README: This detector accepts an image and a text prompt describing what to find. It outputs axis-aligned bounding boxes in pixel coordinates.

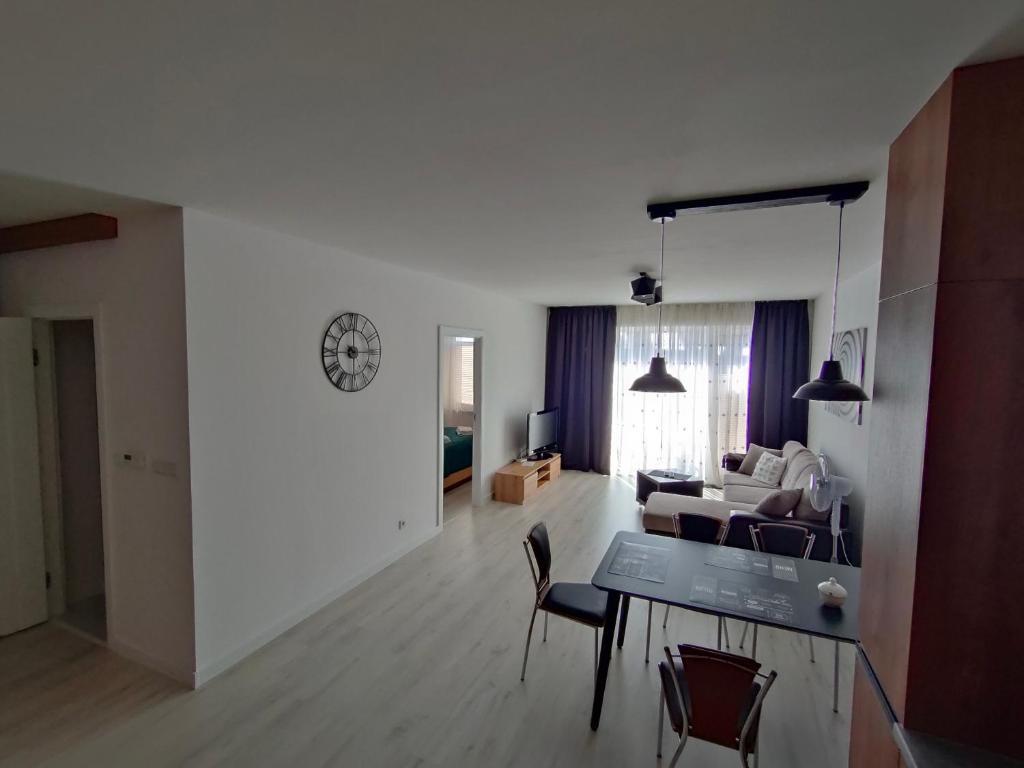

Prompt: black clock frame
[321,312,381,392]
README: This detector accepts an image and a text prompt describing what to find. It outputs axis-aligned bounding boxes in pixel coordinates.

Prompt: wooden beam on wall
[0,213,118,255]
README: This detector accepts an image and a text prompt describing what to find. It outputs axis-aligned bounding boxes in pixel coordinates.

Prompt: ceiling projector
[630,273,662,305]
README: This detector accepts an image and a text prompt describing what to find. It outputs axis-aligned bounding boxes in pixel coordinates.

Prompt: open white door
[0,318,48,636]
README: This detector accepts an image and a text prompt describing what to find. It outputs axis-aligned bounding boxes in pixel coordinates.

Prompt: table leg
[590,591,621,731]
[617,595,630,649]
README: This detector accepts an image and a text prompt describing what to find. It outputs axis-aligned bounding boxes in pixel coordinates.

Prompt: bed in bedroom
[443,426,473,490]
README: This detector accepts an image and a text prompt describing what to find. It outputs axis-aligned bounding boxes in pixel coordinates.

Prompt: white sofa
[642,440,824,534]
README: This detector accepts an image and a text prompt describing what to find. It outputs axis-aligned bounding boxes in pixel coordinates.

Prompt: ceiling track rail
[646,181,869,221]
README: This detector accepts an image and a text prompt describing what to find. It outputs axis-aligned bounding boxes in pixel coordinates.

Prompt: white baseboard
[194,525,441,686]
[108,638,197,688]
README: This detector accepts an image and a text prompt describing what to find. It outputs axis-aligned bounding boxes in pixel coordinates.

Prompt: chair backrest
[672,512,722,544]
[661,644,776,755]
[524,522,552,592]
[750,522,815,559]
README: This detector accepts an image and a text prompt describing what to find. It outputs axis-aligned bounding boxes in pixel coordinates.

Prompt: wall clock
[321,312,381,391]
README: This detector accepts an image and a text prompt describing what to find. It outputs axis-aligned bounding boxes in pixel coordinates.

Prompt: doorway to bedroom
[438,327,482,525]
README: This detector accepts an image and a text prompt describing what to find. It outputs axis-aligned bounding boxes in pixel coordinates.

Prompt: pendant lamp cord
[828,201,844,360]
[657,218,665,357]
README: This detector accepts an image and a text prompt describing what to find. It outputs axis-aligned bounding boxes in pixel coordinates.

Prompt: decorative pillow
[750,453,788,486]
[738,444,783,475]
[753,488,802,518]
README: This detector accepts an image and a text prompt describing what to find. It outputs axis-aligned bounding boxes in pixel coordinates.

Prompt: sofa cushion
[723,483,776,505]
[780,447,819,491]
[752,488,802,518]
[751,453,787,485]
[737,444,783,475]
[722,470,778,490]
[642,492,752,535]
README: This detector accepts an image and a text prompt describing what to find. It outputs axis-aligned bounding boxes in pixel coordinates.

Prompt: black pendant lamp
[630,215,685,394]
[794,202,870,402]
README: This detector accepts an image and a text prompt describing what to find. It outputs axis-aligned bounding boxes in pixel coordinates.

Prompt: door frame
[437,325,484,526]
[28,304,112,640]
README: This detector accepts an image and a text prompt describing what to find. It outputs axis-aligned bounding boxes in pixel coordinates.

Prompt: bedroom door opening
[0,317,107,642]
[437,327,483,526]
[49,319,107,640]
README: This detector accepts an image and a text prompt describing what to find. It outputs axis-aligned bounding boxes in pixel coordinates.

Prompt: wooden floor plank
[0,472,852,767]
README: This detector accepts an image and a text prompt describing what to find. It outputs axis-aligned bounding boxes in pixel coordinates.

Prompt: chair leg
[520,606,539,681]
[543,611,548,642]
[657,688,665,758]
[668,732,687,768]
[722,618,731,648]
[594,628,599,682]
[739,621,749,649]
[646,601,653,664]
[808,634,815,663]
[833,640,840,713]
[662,603,670,629]
[751,624,758,660]
[717,616,722,650]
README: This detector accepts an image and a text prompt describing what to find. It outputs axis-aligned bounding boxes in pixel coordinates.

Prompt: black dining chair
[740,522,816,660]
[520,521,610,682]
[646,512,730,663]
[658,643,777,768]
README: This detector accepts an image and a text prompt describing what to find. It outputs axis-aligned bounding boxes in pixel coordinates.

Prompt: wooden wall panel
[850,656,900,768]
[0,214,117,254]
[854,54,1024,765]
[941,58,1024,284]
[905,279,1024,758]
[858,285,936,721]
[878,78,951,301]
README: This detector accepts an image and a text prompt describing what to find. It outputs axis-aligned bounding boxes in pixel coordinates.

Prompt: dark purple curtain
[544,306,616,474]
[747,300,810,448]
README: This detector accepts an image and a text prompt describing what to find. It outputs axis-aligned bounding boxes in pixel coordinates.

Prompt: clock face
[321,312,381,391]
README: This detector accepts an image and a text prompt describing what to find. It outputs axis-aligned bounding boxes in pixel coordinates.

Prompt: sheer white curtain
[443,336,475,426]
[611,302,753,487]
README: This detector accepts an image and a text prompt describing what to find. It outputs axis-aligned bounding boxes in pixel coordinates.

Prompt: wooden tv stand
[493,454,561,504]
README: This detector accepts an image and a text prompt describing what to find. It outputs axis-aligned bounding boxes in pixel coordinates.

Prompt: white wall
[807,261,881,564]
[182,210,546,682]
[0,208,196,682]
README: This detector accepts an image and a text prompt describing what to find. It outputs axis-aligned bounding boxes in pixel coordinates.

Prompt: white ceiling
[1,1,1022,305]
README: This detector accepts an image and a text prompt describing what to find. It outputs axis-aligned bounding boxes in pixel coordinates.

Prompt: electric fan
[808,453,852,564]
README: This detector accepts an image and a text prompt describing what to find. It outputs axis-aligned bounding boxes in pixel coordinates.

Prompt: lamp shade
[793,360,869,402]
[630,356,686,393]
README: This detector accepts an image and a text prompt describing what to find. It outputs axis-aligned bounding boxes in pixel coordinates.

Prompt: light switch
[116,451,147,470]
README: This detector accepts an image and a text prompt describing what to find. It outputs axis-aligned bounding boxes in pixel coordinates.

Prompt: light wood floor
[0,471,853,767]
[442,480,472,523]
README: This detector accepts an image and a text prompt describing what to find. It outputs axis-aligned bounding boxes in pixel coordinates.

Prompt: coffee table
[635,468,704,504]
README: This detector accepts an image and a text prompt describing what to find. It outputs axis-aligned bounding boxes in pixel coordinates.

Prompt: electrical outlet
[398,520,406,530]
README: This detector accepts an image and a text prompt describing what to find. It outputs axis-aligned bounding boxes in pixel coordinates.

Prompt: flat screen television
[527,408,558,458]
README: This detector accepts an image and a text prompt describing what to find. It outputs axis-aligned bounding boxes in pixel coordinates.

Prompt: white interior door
[0,318,48,636]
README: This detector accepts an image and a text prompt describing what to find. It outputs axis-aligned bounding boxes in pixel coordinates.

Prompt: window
[611,303,753,486]
[455,338,474,409]
[444,336,474,413]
